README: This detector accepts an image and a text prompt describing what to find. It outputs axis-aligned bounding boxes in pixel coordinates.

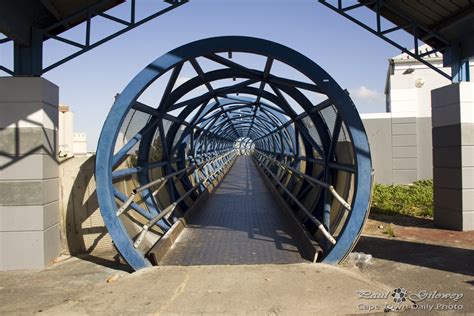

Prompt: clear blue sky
[35,0,414,151]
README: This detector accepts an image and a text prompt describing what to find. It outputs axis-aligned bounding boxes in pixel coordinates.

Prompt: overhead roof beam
[0,0,188,76]
[40,0,71,30]
[319,0,474,81]
[0,3,33,46]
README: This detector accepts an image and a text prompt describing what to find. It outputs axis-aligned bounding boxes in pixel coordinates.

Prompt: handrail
[133,150,236,248]
[116,151,235,216]
[253,154,336,245]
[254,150,351,211]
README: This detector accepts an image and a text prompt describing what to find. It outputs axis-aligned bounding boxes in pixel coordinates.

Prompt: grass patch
[371,180,433,218]
[383,224,395,238]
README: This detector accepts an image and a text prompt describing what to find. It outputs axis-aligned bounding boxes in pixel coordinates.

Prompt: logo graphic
[392,288,407,303]
[357,288,464,312]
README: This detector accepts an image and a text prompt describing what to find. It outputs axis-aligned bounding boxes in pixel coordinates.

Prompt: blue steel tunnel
[95,36,372,271]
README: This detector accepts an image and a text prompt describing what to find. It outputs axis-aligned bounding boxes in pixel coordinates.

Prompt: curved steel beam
[96,36,372,270]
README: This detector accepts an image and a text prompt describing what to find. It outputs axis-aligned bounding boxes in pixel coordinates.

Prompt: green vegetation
[383,224,395,238]
[370,180,434,218]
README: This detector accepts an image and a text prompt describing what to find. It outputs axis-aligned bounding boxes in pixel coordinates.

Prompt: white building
[361,46,473,184]
[58,104,88,157]
[58,105,74,156]
[385,45,452,117]
[73,132,88,156]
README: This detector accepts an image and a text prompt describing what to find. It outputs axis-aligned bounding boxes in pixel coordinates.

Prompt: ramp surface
[160,156,309,265]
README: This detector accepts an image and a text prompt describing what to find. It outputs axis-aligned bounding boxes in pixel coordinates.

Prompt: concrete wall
[58,155,114,255]
[391,116,418,183]
[360,114,393,184]
[361,114,432,185]
[416,116,434,180]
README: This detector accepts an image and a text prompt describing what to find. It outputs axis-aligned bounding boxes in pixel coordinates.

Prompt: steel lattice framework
[96,36,372,270]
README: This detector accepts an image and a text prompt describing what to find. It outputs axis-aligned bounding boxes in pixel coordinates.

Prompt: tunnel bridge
[95,36,372,271]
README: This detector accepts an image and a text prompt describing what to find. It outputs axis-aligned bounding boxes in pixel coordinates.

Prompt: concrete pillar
[432,82,474,231]
[0,77,61,270]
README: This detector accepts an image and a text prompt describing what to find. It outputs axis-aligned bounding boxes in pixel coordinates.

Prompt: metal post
[13,28,43,76]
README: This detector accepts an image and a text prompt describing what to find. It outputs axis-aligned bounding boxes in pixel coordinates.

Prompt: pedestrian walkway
[160,156,309,265]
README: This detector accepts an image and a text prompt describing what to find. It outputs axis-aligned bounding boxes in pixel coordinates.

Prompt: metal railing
[255,150,351,211]
[253,150,337,245]
[131,150,237,248]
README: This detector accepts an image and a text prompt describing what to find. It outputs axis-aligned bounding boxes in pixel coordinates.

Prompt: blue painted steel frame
[318,0,472,82]
[96,36,372,270]
[0,1,188,76]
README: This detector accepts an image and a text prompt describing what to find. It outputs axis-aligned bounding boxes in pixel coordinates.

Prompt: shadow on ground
[76,253,133,273]
[355,235,474,276]
[160,156,313,265]
[369,212,434,228]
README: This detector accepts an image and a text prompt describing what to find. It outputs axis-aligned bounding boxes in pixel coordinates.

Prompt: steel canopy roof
[0,0,472,77]
[362,0,474,60]
[0,0,123,46]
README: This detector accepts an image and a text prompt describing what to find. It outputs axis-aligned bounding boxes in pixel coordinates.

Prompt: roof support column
[13,28,43,76]
[0,77,61,270]
[451,59,471,83]
[432,82,474,231]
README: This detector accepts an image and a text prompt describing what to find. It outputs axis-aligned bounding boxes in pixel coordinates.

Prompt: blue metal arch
[96,36,372,270]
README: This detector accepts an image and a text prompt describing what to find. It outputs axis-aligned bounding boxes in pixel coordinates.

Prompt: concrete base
[0,77,61,270]
[2,212,474,314]
[0,259,395,315]
[432,82,474,231]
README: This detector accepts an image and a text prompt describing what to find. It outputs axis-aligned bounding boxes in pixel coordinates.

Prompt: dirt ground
[0,213,472,315]
[351,213,474,314]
